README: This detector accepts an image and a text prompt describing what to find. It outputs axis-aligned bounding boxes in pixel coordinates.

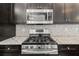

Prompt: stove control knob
[25,46,28,49]
[30,46,33,49]
[37,45,41,49]
[28,45,30,49]
[38,46,41,49]
[48,45,51,49]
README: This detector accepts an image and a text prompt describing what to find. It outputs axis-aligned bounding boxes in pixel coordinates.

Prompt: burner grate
[22,36,57,45]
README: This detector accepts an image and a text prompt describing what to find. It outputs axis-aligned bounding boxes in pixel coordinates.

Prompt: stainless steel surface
[26,9,53,12]
[26,9,53,24]
[26,21,53,24]
[29,29,50,34]
[15,3,26,24]
[26,3,53,9]
[21,29,58,54]
[21,45,58,54]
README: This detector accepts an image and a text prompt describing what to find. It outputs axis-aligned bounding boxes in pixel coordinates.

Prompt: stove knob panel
[25,46,28,49]
[22,45,26,49]
[37,45,41,49]
[30,45,33,49]
[28,45,30,49]
[38,46,41,49]
[45,45,49,49]
[48,45,51,49]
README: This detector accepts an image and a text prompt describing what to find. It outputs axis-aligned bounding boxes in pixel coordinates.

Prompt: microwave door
[27,12,47,21]
[48,12,53,21]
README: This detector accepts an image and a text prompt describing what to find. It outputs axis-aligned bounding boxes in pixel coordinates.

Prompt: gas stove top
[22,34,57,45]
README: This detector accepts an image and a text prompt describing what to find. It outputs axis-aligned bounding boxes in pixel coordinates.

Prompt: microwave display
[26,9,53,24]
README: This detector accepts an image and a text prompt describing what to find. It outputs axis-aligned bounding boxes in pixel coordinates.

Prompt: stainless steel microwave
[26,9,53,24]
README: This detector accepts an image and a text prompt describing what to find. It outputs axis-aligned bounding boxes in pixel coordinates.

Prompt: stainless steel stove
[21,29,58,55]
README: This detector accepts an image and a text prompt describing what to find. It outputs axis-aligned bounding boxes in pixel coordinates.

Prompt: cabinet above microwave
[26,9,53,24]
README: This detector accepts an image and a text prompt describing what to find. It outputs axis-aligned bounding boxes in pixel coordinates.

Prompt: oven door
[21,45,58,54]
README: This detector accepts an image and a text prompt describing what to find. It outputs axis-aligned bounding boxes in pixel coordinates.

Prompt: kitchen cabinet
[0,24,16,41]
[0,3,15,24]
[58,45,79,56]
[64,3,79,24]
[53,3,66,24]
[26,3,54,9]
[0,45,21,56]
[0,3,15,41]
[53,3,79,24]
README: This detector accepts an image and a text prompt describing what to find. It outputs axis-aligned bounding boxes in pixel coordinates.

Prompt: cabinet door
[0,3,14,24]
[53,3,66,24]
[0,25,15,41]
[0,3,10,24]
[58,45,79,56]
[26,3,53,9]
[64,3,79,24]
[9,3,15,24]
[0,3,15,41]
[0,45,21,56]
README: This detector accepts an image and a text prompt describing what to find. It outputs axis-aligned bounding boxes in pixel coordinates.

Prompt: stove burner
[22,34,57,45]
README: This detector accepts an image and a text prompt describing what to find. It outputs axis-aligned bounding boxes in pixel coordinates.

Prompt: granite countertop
[52,36,79,44]
[0,36,79,45]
